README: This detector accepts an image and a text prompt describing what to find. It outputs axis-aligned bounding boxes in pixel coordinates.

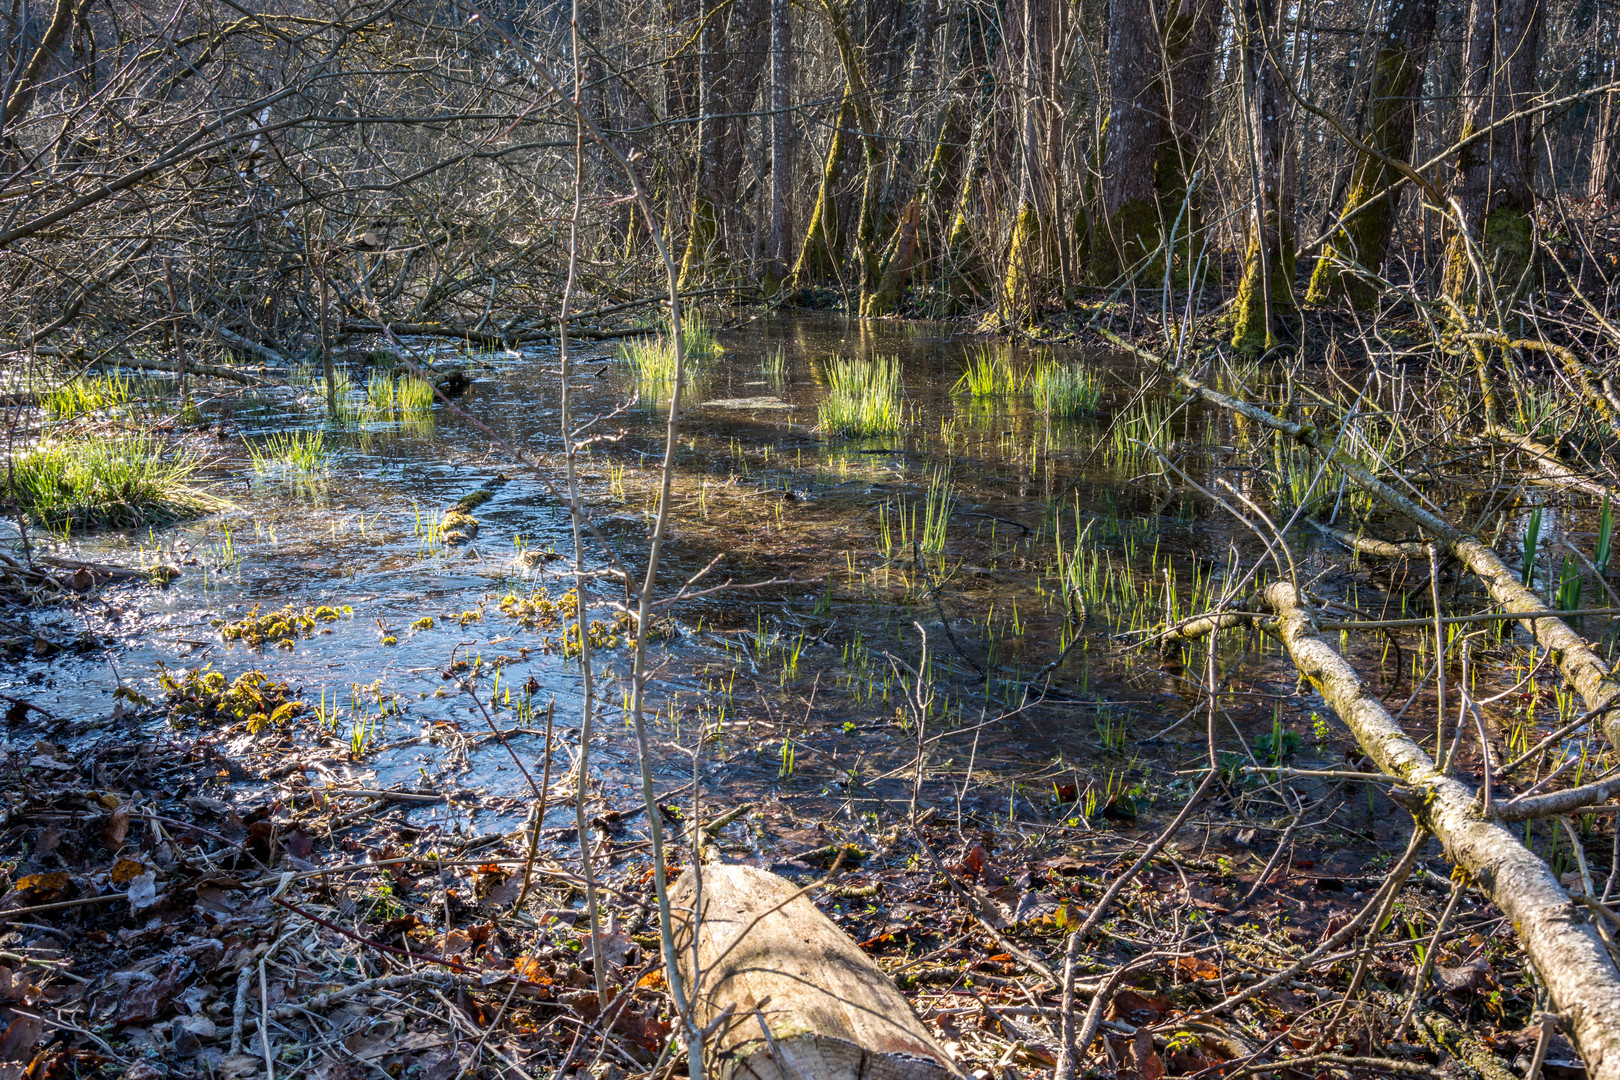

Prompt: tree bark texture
[1262,581,1620,1080]
[1094,0,1161,285]
[767,0,792,287]
[1000,0,1052,323]
[1306,0,1438,307]
[1230,0,1297,353]
[671,864,966,1080]
[1442,0,1546,306]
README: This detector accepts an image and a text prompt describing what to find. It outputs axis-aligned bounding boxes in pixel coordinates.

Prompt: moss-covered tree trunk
[1306,0,1437,307]
[1000,0,1051,325]
[819,0,887,311]
[678,0,724,291]
[788,93,856,290]
[1092,0,1218,286]
[1093,0,1162,285]
[862,97,964,317]
[942,116,991,309]
[1153,0,1220,277]
[1441,0,1545,309]
[1230,0,1297,353]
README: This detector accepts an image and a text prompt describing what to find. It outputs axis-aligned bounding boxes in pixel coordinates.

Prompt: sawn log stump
[671,864,965,1080]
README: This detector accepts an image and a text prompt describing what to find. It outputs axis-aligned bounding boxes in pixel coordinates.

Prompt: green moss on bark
[677,194,720,291]
[1306,42,1424,308]
[1231,228,1297,354]
[788,95,854,290]
[1001,202,1041,325]
[1090,196,1162,285]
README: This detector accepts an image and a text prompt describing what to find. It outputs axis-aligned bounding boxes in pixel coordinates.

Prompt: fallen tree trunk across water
[1261,581,1620,1079]
[1097,329,1620,751]
[671,864,966,1080]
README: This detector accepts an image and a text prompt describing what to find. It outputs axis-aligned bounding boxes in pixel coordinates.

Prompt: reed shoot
[818,355,904,438]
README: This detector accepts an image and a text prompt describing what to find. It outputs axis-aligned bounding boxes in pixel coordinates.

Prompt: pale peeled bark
[1263,582,1620,1080]
[671,865,964,1080]
[1097,327,1620,753]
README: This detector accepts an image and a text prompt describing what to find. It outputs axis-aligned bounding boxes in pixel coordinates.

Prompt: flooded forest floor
[0,309,1608,1079]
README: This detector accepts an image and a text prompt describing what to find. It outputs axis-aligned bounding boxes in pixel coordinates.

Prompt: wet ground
[2,313,1605,869]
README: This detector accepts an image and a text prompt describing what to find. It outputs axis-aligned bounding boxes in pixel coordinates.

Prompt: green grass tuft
[249,430,328,473]
[954,346,1026,397]
[818,355,904,438]
[1034,362,1102,417]
[43,370,133,420]
[6,435,210,529]
[682,311,722,359]
[761,346,788,386]
[395,375,435,412]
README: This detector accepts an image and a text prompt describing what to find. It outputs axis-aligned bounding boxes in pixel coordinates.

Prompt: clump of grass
[6,434,210,528]
[954,345,1026,397]
[682,310,722,359]
[761,346,788,386]
[44,370,133,420]
[920,468,953,554]
[819,355,904,438]
[618,312,723,400]
[396,375,435,411]
[249,430,327,473]
[619,335,680,388]
[1034,362,1102,417]
[365,371,434,414]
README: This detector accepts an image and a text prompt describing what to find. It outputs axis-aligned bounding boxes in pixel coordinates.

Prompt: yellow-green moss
[677,194,720,291]
[1001,202,1042,325]
[1231,228,1297,354]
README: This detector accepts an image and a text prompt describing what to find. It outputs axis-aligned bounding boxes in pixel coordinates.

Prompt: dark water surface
[2,314,1296,841]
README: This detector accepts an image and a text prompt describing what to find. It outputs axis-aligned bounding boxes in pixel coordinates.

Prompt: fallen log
[1262,581,1620,1080]
[85,353,274,386]
[1098,329,1620,752]
[671,864,965,1080]
[213,323,291,368]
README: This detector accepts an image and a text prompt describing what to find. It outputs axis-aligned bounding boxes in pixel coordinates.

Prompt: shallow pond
[3,313,1509,850]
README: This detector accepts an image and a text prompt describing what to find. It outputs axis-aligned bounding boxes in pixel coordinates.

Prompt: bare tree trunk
[1441,0,1546,308]
[1593,90,1620,204]
[1306,0,1438,308]
[1230,0,1297,353]
[766,0,792,288]
[1092,0,1160,285]
[789,92,856,290]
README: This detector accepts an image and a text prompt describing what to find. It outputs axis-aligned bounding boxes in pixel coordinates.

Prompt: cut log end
[672,864,965,1080]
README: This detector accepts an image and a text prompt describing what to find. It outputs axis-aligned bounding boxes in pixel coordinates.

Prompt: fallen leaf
[104,805,130,851]
[110,858,146,886]
[126,871,159,911]
[115,960,185,1024]
[9,873,71,901]
[1173,956,1220,981]
[0,1015,40,1062]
